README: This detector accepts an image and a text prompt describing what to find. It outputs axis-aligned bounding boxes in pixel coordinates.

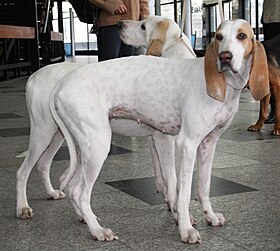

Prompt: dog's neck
[224,55,252,91]
[162,34,196,58]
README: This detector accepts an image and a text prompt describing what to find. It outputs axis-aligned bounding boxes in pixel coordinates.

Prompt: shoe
[264,110,275,124]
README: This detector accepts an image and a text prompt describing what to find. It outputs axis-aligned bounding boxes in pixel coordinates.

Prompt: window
[160,0,204,49]
[52,1,98,55]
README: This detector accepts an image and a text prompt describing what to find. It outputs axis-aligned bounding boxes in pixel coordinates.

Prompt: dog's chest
[108,104,181,135]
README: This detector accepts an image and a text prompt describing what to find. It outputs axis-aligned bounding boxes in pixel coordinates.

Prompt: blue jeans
[97,25,135,61]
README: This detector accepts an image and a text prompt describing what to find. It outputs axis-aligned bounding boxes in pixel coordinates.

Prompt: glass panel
[250,0,256,28]
[62,2,72,19]
[52,1,58,20]
[89,32,98,50]
[257,0,264,41]
[244,0,251,22]
[52,2,98,52]
[52,19,58,32]
[74,18,89,51]
[229,1,232,19]
[63,17,71,43]
[192,0,203,49]
[160,3,174,20]
[224,2,230,20]
[177,2,182,26]
[161,0,174,4]
[216,5,221,27]
[250,0,264,40]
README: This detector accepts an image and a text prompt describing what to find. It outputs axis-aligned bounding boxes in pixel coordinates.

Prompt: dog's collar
[164,37,184,52]
[164,36,196,58]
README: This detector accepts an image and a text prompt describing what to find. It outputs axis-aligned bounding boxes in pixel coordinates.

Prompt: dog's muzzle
[219,51,232,65]
[218,51,234,72]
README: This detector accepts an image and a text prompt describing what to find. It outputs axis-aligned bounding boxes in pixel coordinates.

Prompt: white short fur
[48,20,269,243]
[16,16,195,220]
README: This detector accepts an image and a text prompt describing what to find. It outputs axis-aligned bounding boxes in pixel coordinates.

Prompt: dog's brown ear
[248,40,269,101]
[204,42,226,102]
[146,39,164,56]
[146,20,170,57]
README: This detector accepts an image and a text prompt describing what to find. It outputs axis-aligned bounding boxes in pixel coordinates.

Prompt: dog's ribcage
[54,56,237,138]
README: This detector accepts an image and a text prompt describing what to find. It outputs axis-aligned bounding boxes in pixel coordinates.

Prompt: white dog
[16,15,195,220]
[49,20,269,243]
[118,15,196,58]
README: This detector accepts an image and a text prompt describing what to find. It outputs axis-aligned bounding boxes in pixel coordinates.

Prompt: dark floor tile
[0,86,15,89]
[106,175,258,205]
[0,113,24,119]
[0,90,25,93]
[53,145,133,161]
[0,127,29,137]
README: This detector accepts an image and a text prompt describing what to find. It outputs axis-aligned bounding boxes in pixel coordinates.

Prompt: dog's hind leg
[196,133,226,227]
[151,132,177,211]
[75,129,118,241]
[52,89,118,240]
[65,120,117,240]
[16,126,57,219]
[36,129,66,200]
[148,136,165,194]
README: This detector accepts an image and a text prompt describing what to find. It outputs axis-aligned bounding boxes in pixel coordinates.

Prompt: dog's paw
[93,228,118,241]
[49,190,66,200]
[180,228,201,244]
[247,124,261,131]
[17,207,33,220]
[206,213,225,226]
[272,128,280,136]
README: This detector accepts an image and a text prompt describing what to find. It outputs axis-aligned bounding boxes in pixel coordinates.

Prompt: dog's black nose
[219,51,233,64]
[117,21,124,30]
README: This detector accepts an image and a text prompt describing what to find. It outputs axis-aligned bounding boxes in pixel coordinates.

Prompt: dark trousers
[263,22,280,111]
[97,25,135,62]
[263,22,280,40]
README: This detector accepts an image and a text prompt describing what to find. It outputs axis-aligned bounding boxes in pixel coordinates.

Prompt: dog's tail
[49,93,77,191]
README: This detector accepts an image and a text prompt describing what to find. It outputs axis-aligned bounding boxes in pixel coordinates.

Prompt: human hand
[114,3,127,14]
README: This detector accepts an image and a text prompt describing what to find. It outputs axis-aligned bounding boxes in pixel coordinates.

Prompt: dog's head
[204,19,269,102]
[118,15,183,56]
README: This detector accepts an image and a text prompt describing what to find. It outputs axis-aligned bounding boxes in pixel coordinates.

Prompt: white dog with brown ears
[48,19,268,243]
[118,15,196,58]
[16,16,195,220]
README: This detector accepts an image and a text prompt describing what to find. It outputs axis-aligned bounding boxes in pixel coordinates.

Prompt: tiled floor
[0,69,280,250]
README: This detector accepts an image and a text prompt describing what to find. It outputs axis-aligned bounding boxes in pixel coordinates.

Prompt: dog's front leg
[248,93,270,132]
[196,133,226,227]
[271,84,280,135]
[176,136,201,244]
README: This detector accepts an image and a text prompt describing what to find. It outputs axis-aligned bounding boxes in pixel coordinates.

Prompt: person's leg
[119,41,135,58]
[263,23,280,40]
[97,25,121,61]
[265,94,276,124]
[263,23,280,123]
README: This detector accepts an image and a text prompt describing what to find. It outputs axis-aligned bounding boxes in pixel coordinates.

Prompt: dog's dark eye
[216,34,223,41]
[141,24,146,30]
[237,33,247,40]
